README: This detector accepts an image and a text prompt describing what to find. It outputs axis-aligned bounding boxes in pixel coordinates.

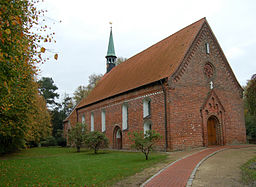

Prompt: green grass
[241,156,256,185]
[0,147,167,186]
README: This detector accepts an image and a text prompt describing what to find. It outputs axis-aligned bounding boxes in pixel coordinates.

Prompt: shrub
[85,131,109,154]
[40,136,57,147]
[129,130,161,160]
[56,137,67,147]
[68,123,87,152]
[55,129,67,147]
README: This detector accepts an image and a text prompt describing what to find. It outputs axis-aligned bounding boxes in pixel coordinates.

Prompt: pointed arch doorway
[207,116,220,146]
[113,126,122,149]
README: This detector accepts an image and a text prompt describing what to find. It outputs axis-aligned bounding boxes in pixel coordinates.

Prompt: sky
[38,0,256,100]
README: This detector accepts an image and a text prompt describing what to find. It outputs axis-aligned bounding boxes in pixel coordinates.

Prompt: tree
[38,77,59,109]
[244,74,256,116]
[85,131,109,154]
[87,74,103,90]
[73,73,103,105]
[116,57,127,66]
[25,93,52,146]
[68,123,87,152]
[51,107,66,137]
[61,93,74,117]
[244,74,256,140]
[73,85,89,105]
[0,0,57,153]
[129,130,161,160]
[51,93,73,137]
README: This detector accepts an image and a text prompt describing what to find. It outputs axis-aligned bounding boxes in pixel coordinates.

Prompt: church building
[64,18,246,151]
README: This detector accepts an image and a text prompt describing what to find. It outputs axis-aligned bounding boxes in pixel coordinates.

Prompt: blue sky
[38,0,256,99]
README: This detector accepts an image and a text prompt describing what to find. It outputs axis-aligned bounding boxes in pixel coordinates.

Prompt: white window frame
[144,121,152,134]
[82,115,85,124]
[91,113,94,132]
[206,43,210,54]
[81,114,85,132]
[143,98,151,118]
[101,110,106,132]
[122,104,128,130]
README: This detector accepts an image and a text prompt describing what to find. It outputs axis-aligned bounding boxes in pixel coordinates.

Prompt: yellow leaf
[54,54,58,60]
[41,47,45,53]
[5,29,11,35]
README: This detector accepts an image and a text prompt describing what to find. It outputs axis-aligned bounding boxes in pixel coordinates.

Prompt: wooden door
[207,118,217,145]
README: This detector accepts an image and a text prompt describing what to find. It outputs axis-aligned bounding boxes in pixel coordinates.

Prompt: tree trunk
[77,146,80,152]
[145,154,148,160]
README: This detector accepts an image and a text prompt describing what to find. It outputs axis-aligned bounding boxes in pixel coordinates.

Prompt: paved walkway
[142,145,255,187]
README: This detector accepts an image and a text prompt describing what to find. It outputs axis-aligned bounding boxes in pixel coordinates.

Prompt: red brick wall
[167,24,246,150]
[77,84,166,150]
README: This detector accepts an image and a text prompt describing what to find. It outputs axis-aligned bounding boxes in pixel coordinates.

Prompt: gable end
[169,21,243,98]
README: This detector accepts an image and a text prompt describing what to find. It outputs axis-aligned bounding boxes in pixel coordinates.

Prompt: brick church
[64,18,246,151]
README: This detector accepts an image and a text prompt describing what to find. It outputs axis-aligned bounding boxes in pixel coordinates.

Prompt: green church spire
[106,23,117,73]
[106,27,116,57]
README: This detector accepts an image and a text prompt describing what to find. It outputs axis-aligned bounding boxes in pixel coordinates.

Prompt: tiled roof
[77,18,206,108]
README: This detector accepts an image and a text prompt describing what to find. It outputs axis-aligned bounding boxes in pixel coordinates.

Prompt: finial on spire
[109,22,112,29]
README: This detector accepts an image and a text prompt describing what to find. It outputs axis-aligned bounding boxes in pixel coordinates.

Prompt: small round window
[204,62,215,79]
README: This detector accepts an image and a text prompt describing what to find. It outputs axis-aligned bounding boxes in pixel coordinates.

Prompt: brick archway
[113,126,122,149]
[201,90,225,147]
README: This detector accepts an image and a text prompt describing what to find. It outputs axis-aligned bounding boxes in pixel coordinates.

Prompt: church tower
[106,23,117,73]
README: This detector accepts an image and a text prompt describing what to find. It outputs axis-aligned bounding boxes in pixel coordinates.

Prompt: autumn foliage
[0,0,55,153]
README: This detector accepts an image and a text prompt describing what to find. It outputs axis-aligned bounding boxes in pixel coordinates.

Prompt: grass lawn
[241,156,256,185]
[0,147,167,186]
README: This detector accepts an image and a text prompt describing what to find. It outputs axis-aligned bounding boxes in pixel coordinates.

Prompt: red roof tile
[77,18,206,108]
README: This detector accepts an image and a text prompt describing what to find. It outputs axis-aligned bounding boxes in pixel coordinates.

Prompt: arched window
[91,113,94,132]
[82,114,85,132]
[122,103,128,130]
[144,120,152,134]
[143,98,151,118]
[82,115,85,124]
[206,43,210,54]
[101,110,106,132]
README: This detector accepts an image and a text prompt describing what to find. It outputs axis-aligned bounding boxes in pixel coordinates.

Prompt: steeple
[106,22,117,73]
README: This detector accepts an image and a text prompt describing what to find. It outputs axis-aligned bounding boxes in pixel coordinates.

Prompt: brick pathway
[142,145,255,187]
